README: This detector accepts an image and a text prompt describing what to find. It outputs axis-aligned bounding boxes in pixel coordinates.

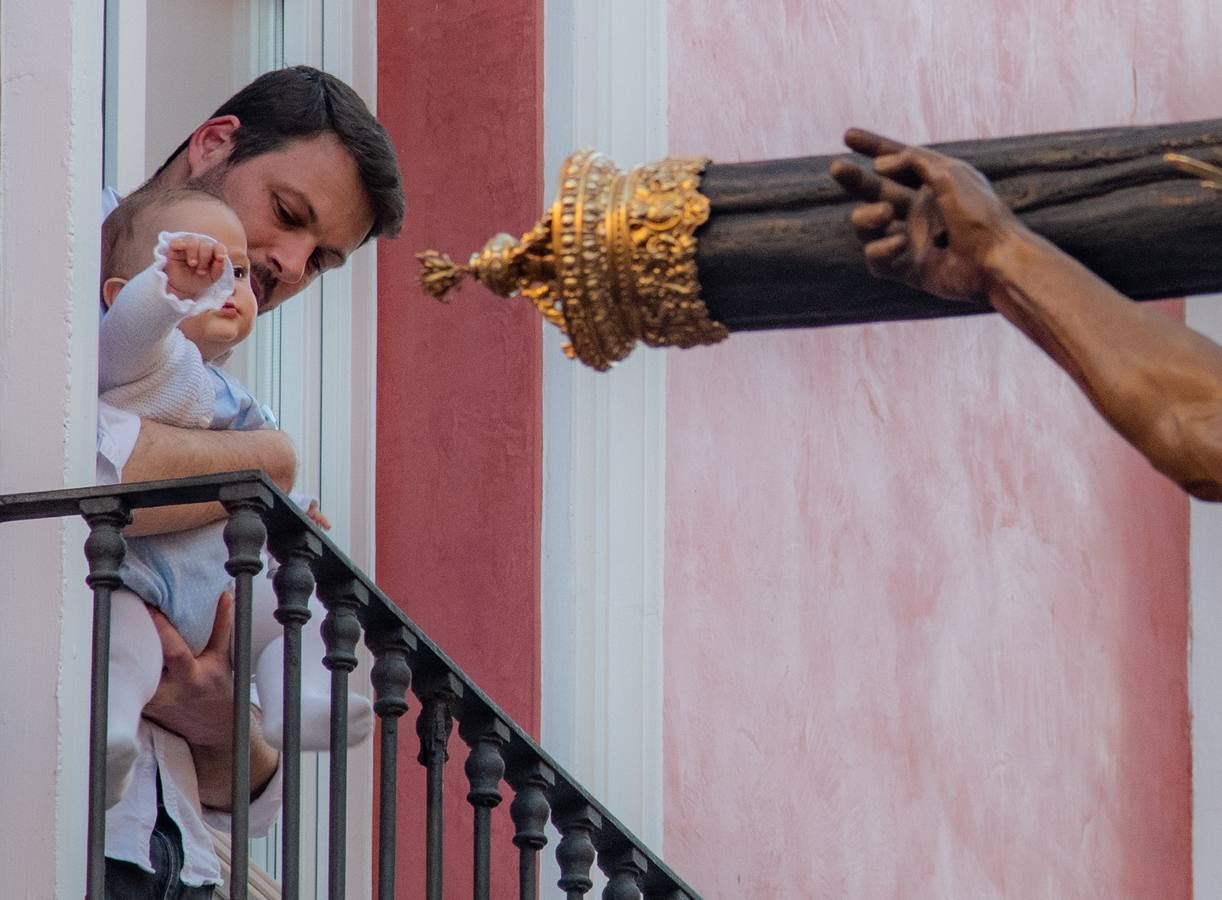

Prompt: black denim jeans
[104,790,215,900]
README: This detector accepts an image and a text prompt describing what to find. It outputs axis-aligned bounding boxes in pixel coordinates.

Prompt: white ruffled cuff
[151,230,236,315]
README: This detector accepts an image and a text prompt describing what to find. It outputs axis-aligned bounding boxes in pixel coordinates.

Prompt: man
[831,129,1222,501]
[99,65,405,898]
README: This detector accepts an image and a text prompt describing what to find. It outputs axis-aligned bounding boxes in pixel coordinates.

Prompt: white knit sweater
[99,230,235,428]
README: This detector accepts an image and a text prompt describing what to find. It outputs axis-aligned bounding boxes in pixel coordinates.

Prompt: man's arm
[122,422,296,536]
[143,593,280,808]
[192,712,281,810]
[831,130,1222,499]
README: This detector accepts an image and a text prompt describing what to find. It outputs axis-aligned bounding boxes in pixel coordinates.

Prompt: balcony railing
[0,470,700,900]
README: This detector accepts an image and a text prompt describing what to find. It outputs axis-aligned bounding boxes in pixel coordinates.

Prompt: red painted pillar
[376,1,543,895]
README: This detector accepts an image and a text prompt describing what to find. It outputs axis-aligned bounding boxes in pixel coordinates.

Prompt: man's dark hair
[158,66,405,243]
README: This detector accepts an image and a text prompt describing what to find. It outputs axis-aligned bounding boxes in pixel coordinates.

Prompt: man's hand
[144,592,235,748]
[304,499,331,531]
[833,133,1222,501]
[144,592,279,809]
[164,233,229,301]
[830,129,1026,302]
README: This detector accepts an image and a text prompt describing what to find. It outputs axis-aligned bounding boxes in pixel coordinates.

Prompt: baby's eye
[232,266,248,280]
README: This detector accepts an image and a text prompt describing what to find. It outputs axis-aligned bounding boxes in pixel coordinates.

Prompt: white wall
[0,0,104,895]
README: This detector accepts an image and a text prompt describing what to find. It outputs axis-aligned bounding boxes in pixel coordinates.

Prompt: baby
[99,186,372,808]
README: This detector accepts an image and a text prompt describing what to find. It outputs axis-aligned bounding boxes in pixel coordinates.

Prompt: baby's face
[173,197,258,360]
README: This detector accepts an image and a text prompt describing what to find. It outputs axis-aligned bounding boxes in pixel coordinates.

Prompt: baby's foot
[344,693,374,746]
[265,690,375,752]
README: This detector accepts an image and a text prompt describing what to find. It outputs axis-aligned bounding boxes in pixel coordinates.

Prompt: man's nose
[269,238,313,285]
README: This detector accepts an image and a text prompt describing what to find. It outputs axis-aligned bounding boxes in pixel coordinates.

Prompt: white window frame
[103,0,148,194]
[541,0,670,882]
[241,2,380,897]
[102,1,379,894]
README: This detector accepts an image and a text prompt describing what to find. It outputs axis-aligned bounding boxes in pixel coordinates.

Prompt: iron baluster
[507,760,555,900]
[220,483,273,900]
[554,804,602,899]
[266,529,322,900]
[80,496,131,900]
[367,625,415,900]
[599,847,648,900]
[460,716,510,900]
[316,577,370,899]
[0,473,704,900]
[416,672,463,900]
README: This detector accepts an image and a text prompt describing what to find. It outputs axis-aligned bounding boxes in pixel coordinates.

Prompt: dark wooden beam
[696,118,1222,331]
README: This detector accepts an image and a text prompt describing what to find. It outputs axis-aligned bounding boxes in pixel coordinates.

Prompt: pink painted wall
[376,0,543,893]
[663,2,1218,896]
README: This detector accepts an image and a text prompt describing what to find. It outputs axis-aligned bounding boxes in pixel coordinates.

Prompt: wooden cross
[697,118,1222,332]
[420,119,1222,367]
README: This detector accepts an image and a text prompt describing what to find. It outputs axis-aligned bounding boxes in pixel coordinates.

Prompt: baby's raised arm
[99,231,234,393]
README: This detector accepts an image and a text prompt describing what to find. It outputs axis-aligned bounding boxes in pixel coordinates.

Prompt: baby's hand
[305,499,332,531]
[164,234,229,300]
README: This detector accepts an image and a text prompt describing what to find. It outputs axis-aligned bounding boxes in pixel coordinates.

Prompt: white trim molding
[541,0,669,862]
[102,0,148,194]
[229,3,380,893]
[0,0,104,895]
[274,6,380,897]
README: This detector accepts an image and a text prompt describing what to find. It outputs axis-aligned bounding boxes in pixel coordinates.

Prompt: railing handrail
[0,470,702,899]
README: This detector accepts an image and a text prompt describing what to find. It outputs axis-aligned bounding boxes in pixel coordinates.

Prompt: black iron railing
[0,471,699,900]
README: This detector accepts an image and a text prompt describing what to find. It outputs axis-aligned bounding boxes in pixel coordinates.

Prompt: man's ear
[186,115,241,178]
[101,277,128,309]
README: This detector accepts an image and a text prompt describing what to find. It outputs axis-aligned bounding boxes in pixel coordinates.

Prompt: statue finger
[843,128,908,159]
[850,201,897,243]
[830,159,874,197]
[863,232,911,280]
[874,147,953,192]
[831,160,914,214]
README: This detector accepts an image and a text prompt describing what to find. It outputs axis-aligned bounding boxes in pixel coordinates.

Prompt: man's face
[193,133,375,313]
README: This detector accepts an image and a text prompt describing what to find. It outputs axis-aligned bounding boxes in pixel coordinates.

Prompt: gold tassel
[415,250,469,302]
